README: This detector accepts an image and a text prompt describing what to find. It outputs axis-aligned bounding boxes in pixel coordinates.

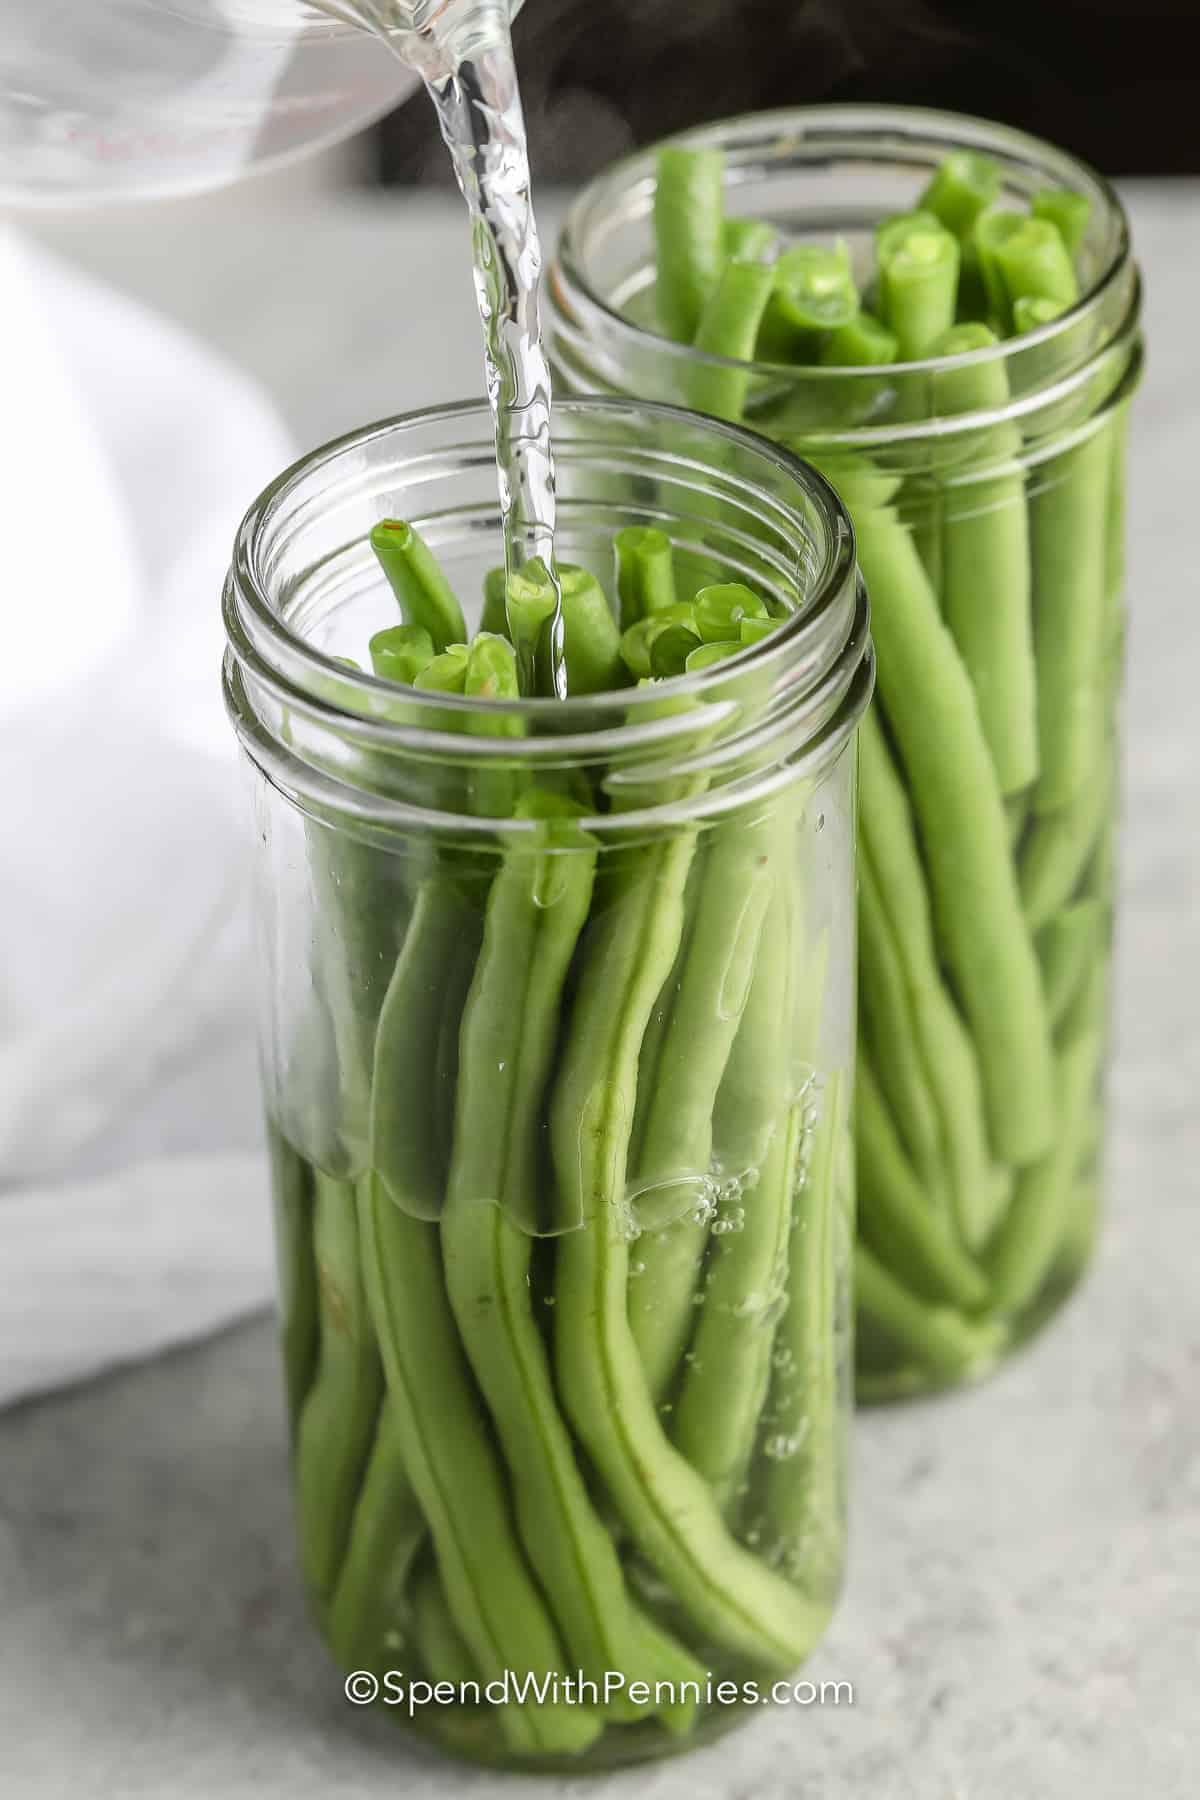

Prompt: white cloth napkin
[0,229,292,1407]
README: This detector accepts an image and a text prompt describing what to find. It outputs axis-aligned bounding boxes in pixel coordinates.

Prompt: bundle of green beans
[653,144,1127,1395]
[271,521,849,1763]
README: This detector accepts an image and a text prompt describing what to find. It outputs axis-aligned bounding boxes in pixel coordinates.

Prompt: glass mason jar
[548,106,1143,1401]
[222,397,871,1769]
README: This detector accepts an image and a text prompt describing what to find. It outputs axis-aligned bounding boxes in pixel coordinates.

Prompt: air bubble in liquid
[627,1171,719,1234]
[688,1194,719,1227]
[732,1289,766,1321]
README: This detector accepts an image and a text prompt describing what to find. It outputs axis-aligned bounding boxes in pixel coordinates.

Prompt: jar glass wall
[548,108,1143,1399]
[222,397,871,1768]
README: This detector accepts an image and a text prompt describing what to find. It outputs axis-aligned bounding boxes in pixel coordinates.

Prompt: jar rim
[226,393,859,726]
[222,395,871,833]
[552,103,1134,389]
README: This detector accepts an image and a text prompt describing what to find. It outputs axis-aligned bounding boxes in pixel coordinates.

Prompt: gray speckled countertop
[2,183,1198,1799]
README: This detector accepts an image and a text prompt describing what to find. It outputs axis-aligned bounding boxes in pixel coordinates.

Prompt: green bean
[857,712,999,1250]
[619,603,700,680]
[1019,758,1112,931]
[358,1179,600,1756]
[411,1556,480,1686]
[932,321,1039,796]
[685,640,743,672]
[295,1173,383,1605]
[693,581,768,642]
[751,312,893,434]
[806,450,904,515]
[755,244,859,365]
[955,234,989,324]
[918,150,1001,238]
[1037,898,1105,1031]
[854,1243,1005,1383]
[305,806,411,1165]
[505,557,561,697]
[987,968,1106,1315]
[485,564,624,697]
[369,624,436,686]
[481,566,510,637]
[687,259,776,421]
[550,829,827,1669]
[461,631,525,819]
[996,218,1080,313]
[899,478,941,597]
[1007,791,1030,848]
[972,209,1026,327]
[1032,189,1091,258]
[369,877,482,1221]
[409,1563,587,1755]
[327,1400,427,1673]
[819,310,898,367]
[650,622,705,676]
[757,1072,847,1600]
[876,216,960,359]
[614,525,678,629]
[442,795,706,1716]
[1012,294,1066,336]
[1029,425,1112,811]
[463,629,519,706]
[655,146,725,342]
[722,216,777,263]
[669,870,802,1511]
[414,644,470,695]
[628,869,699,1174]
[370,519,468,653]
[268,1121,319,1439]
[740,615,778,647]
[875,210,939,263]
[853,501,1055,1164]
[856,1059,989,1312]
[857,847,946,1209]
[557,564,625,694]
[629,809,781,1403]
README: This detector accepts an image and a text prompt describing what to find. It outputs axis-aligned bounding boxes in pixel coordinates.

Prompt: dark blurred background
[373,0,1197,184]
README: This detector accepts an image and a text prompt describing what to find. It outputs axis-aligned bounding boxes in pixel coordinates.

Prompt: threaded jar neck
[548,105,1141,456]
[222,397,871,837]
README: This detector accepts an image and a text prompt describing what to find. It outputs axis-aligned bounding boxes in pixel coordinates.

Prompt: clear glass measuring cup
[0,0,519,207]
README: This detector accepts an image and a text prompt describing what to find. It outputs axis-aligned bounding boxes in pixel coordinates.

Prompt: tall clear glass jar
[222,397,871,1768]
[548,106,1143,1401]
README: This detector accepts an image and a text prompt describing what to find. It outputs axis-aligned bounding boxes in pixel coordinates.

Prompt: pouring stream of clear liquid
[311,0,566,694]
